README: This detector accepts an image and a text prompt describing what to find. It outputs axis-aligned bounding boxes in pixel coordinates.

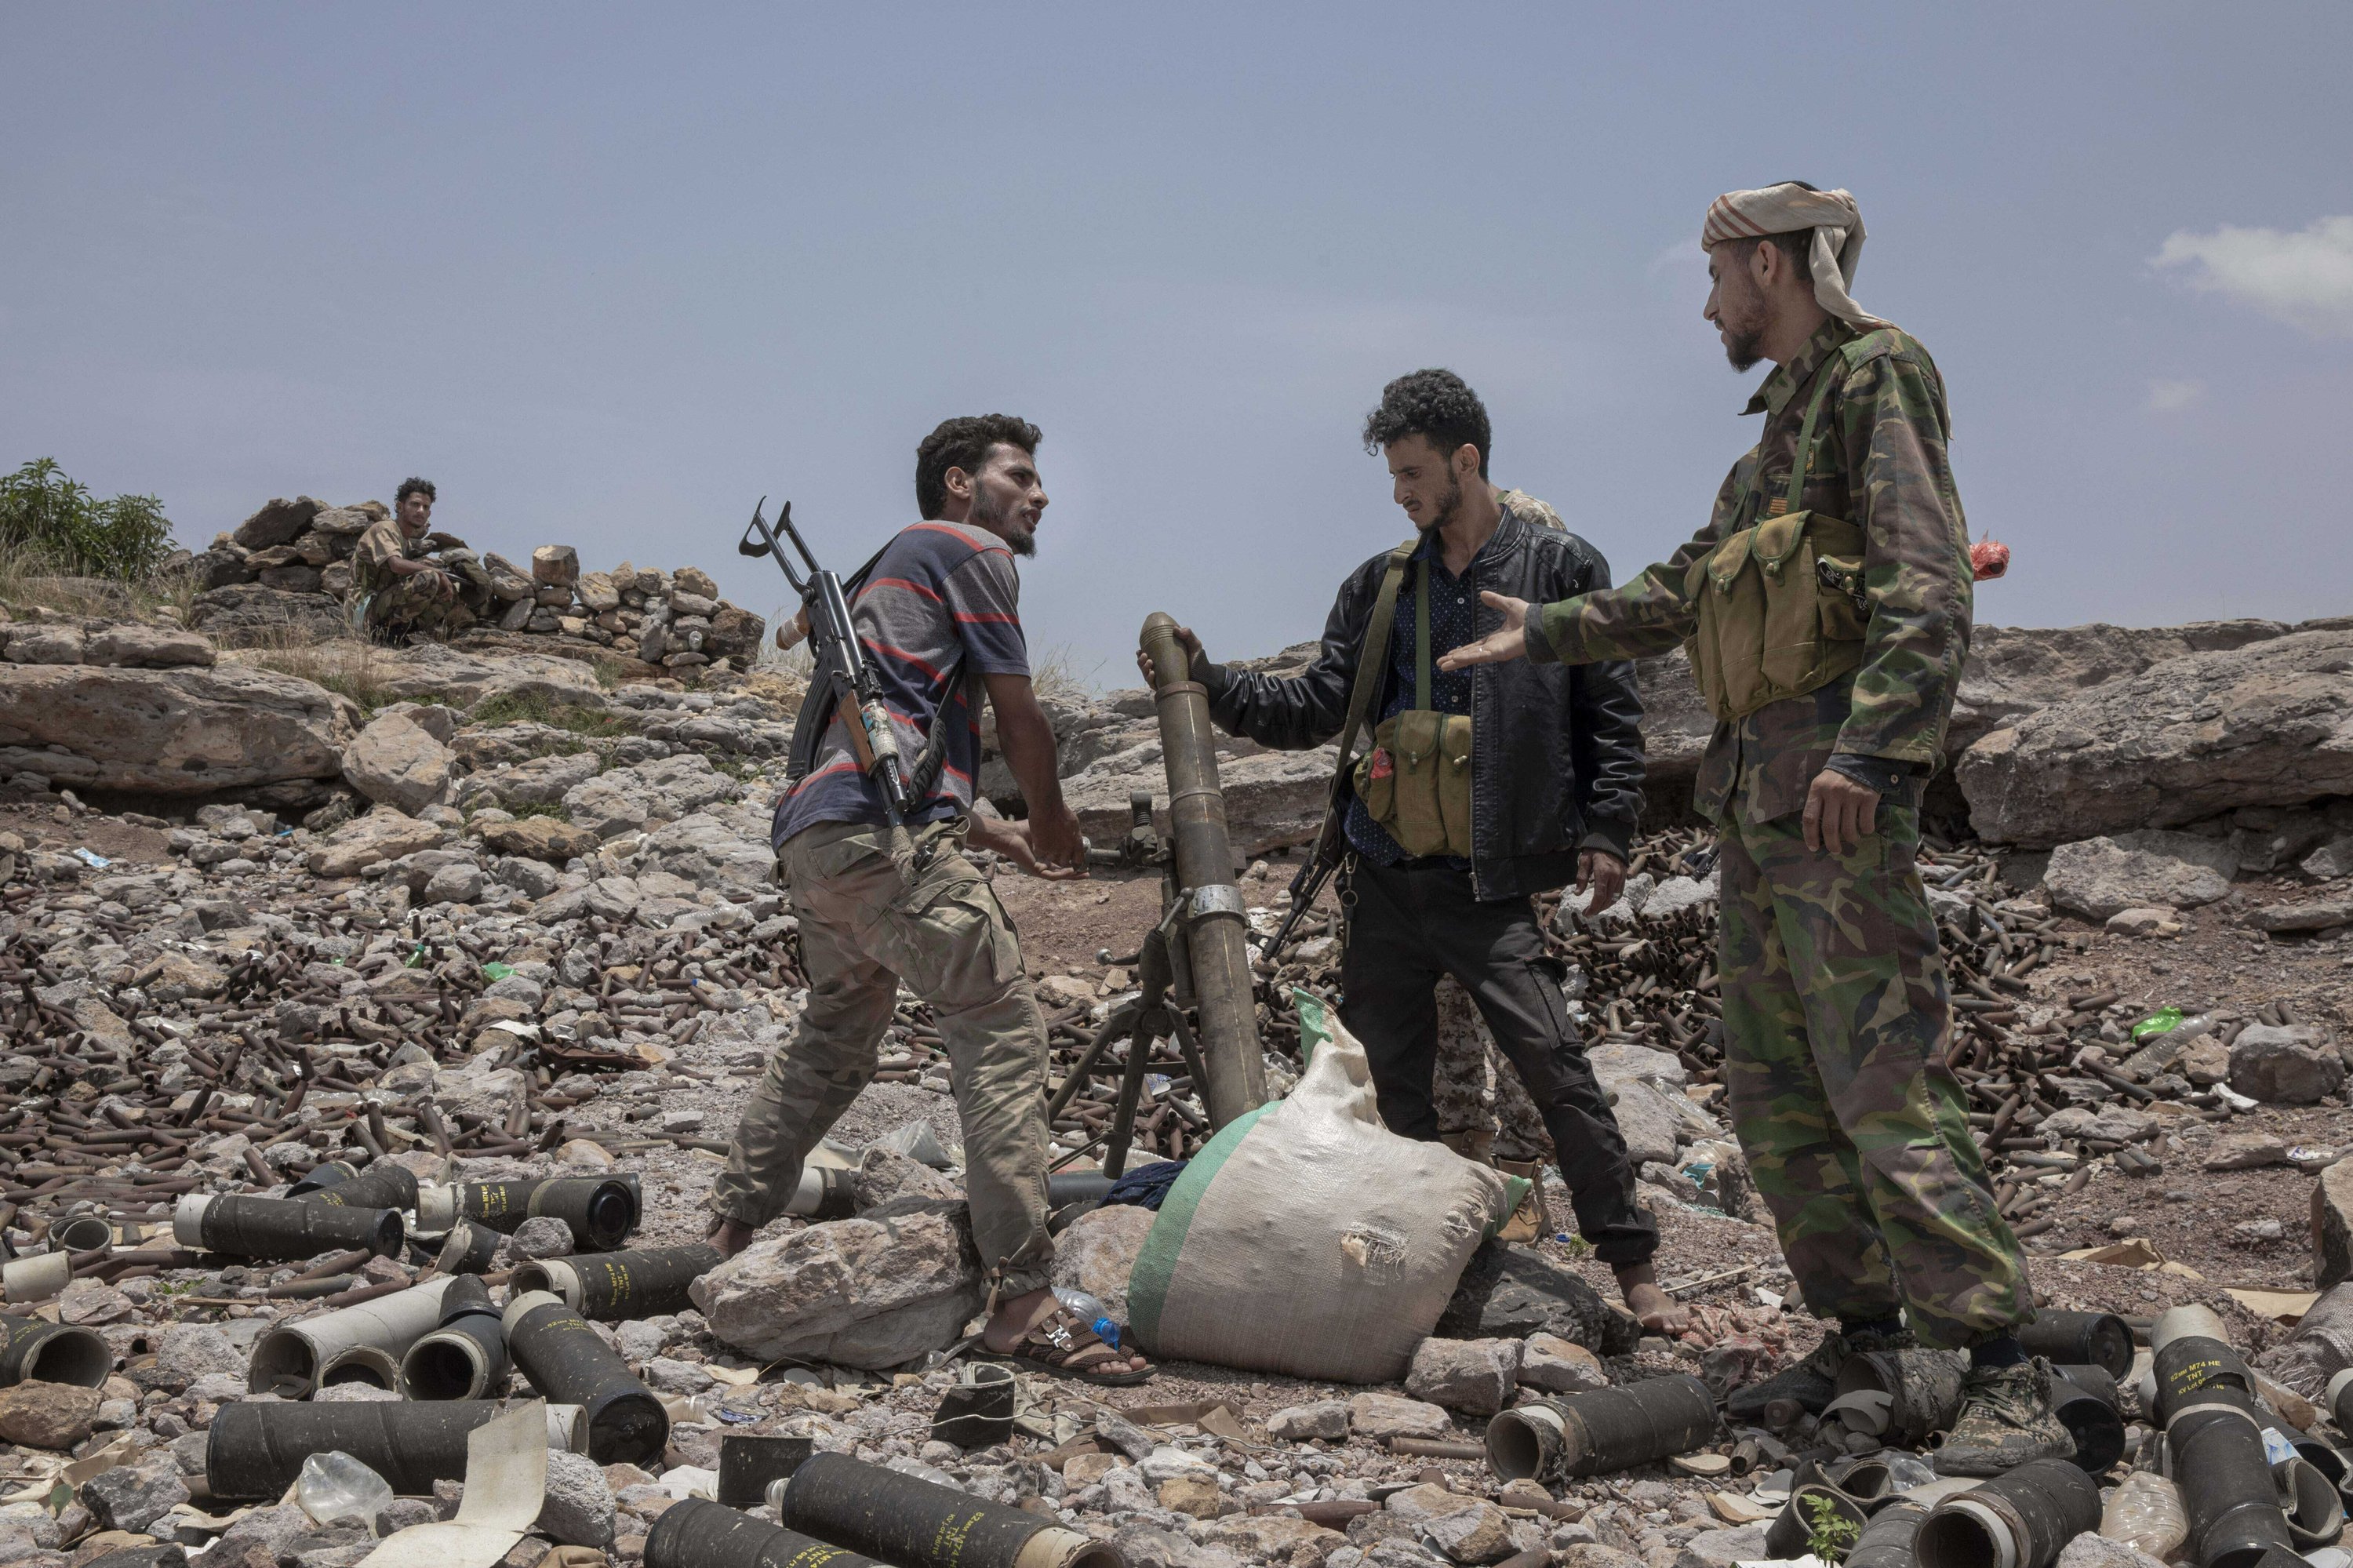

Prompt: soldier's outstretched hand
[1437,591,1532,670]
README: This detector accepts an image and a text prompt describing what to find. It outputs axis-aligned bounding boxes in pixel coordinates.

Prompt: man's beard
[1718,272,1767,371]
[969,484,1036,556]
[1417,475,1464,533]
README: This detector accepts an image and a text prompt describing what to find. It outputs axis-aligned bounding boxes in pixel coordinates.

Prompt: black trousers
[1339,857,1658,1266]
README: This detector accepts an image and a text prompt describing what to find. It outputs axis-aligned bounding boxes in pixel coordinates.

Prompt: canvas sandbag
[1125,992,1511,1384]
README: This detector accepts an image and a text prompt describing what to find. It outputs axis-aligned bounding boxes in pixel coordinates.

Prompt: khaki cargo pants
[712,817,1055,1295]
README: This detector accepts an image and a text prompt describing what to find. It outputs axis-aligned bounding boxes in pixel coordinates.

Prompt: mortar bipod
[1042,889,1214,1181]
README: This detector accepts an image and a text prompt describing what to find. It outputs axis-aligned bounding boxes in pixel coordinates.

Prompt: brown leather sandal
[977,1310,1155,1387]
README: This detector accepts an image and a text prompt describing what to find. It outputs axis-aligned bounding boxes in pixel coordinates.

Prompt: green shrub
[0,458,176,580]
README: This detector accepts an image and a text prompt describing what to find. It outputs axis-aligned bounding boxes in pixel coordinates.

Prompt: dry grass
[0,535,198,624]
[219,625,407,713]
[1031,642,1104,705]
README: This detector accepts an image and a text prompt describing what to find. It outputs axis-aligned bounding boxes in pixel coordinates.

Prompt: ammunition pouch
[1354,709,1474,859]
[1684,355,1872,722]
[1346,553,1475,858]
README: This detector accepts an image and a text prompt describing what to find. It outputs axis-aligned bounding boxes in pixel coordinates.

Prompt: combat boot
[1931,1358,2075,1475]
[1725,1325,1916,1423]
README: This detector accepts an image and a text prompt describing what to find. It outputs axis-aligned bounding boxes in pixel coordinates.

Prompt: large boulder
[362,643,609,710]
[1050,1202,1156,1323]
[533,545,580,587]
[83,623,216,669]
[308,807,445,878]
[1959,624,2353,845]
[1437,1240,1642,1355]
[1061,735,1339,857]
[1404,1337,1522,1415]
[564,754,734,839]
[2042,831,2239,919]
[232,496,325,550]
[689,1199,984,1369]
[463,751,600,809]
[640,809,773,890]
[0,663,357,795]
[2317,1162,2353,1291]
[1948,620,2293,750]
[2229,1024,2345,1105]
[343,706,456,814]
[186,582,349,646]
[479,816,597,863]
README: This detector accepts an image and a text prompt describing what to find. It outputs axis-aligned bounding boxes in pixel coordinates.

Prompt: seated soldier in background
[351,476,492,642]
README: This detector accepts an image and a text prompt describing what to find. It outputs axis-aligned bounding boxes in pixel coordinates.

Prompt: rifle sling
[1310,540,1418,846]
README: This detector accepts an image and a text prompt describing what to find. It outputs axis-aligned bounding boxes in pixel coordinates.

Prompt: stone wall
[181,495,767,675]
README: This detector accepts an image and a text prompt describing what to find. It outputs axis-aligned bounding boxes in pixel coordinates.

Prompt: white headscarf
[1702,184,1892,331]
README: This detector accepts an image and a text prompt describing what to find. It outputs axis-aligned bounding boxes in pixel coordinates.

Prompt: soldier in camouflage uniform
[350,477,493,642]
[1443,184,2064,1473]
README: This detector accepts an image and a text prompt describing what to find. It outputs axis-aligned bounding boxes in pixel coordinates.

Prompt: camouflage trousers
[1718,790,2030,1349]
[1432,977,1555,1163]
[711,818,1055,1295]
[363,569,489,641]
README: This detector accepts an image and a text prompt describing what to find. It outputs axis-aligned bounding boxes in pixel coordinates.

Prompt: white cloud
[2151,216,2353,337]
[2147,378,2202,412]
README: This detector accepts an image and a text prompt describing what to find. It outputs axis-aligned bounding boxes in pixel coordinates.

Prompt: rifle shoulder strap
[1318,541,1417,820]
[906,658,978,802]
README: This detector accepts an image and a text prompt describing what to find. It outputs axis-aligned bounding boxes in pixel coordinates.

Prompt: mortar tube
[511,1243,722,1322]
[1847,1498,1929,1568]
[648,1498,889,1568]
[1485,1376,1718,1483]
[781,1165,856,1221]
[295,1162,419,1213]
[526,1177,639,1252]
[2017,1311,2135,1379]
[398,1275,510,1400]
[205,1399,589,1500]
[1139,611,1267,1130]
[246,1275,456,1398]
[173,1192,402,1262]
[503,1289,668,1466]
[2272,1456,2344,1548]
[776,1451,1124,1568]
[2050,1364,2129,1475]
[1917,1458,2101,1568]
[0,1251,71,1304]
[0,1313,111,1388]
[2167,1401,2299,1568]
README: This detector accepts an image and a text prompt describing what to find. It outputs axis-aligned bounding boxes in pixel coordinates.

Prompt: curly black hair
[915,415,1041,521]
[1362,369,1490,478]
[395,477,437,506]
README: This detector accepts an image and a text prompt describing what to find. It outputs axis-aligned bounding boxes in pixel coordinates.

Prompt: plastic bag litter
[299,1450,394,1536]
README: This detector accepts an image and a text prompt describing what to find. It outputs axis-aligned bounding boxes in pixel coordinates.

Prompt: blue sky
[5,4,2349,683]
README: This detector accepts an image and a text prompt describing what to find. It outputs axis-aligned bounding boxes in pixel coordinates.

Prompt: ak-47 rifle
[1258,809,1342,959]
[737,498,926,852]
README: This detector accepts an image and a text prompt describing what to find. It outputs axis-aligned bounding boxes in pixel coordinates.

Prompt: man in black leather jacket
[1152,370,1682,1331]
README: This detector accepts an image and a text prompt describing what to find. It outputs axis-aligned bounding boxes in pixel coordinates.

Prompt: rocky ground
[1,566,2351,1568]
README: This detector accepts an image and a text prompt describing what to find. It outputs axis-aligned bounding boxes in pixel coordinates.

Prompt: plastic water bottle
[1053,1286,1122,1352]
[297,1451,395,1537]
